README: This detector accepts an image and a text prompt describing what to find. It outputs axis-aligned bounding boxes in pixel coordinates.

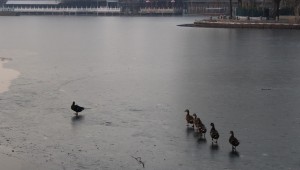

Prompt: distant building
[183,0,238,14]
[3,0,289,16]
[5,0,61,7]
[4,0,118,7]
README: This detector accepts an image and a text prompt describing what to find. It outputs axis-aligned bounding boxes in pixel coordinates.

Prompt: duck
[192,114,202,129]
[71,101,84,117]
[229,131,240,152]
[193,113,207,137]
[192,113,201,131]
[185,109,194,127]
[199,123,207,137]
[210,123,219,144]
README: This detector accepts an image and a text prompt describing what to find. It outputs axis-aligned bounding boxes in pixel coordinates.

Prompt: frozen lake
[1,16,300,169]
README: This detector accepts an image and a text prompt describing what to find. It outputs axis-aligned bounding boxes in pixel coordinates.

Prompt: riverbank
[179,17,300,29]
[0,57,20,94]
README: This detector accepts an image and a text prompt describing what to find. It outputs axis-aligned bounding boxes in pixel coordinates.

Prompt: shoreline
[0,57,20,94]
[178,19,300,29]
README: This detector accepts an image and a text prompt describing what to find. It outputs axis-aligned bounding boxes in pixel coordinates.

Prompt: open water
[0,16,300,169]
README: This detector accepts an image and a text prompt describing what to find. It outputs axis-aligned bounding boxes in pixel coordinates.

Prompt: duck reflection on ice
[197,137,207,144]
[71,115,85,126]
[210,143,219,151]
[186,127,194,137]
[229,150,240,158]
[72,114,84,121]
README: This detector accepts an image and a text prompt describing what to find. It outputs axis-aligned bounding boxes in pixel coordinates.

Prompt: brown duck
[185,109,194,127]
[192,113,206,136]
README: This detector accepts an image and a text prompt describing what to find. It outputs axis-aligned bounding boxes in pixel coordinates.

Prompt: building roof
[107,0,118,2]
[183,0,238,2]
[6,0,61,5]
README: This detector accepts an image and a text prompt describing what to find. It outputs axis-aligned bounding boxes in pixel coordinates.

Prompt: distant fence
[205,7,227,15]
[12,6,121,15]
[139,8,182,15]
[236,7,269,17]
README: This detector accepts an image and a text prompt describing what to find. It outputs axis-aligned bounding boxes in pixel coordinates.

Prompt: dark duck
[229,131,240,152]
[71,101,84,117]
[210,123,219,144]
[185,109,194,127]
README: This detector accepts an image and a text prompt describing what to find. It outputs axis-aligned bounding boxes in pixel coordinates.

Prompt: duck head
[72,101,75,105]
[210,123,214,127]
[193,113,197,118]
[230,131,234,136]
[185,109,189,114]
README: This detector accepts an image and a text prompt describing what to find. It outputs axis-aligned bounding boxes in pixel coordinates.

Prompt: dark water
[1,16,300,169]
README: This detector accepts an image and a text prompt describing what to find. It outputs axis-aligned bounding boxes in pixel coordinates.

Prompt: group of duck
[70,102,240,151]
[185,109,240,152]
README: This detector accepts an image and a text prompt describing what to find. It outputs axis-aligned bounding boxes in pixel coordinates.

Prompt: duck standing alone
[71,101,84,117]
[210,123,219,144]
[229,131,240,152]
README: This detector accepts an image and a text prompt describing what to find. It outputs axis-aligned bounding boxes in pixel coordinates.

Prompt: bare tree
[294,0,300,22]
[238,0,242,7]
[273,0,281,19]
[284,0,300,22]
[229,0,233,19]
